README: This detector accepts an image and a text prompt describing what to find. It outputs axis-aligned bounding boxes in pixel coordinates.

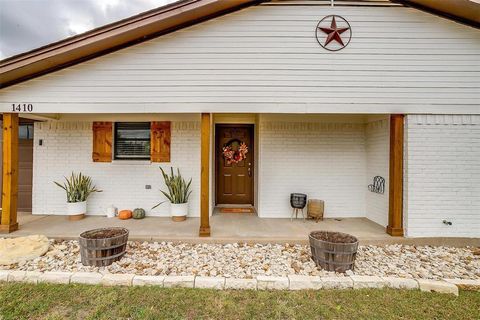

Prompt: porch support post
[199,113,211,237]
[1,113,19,233]
[387,114,404,236]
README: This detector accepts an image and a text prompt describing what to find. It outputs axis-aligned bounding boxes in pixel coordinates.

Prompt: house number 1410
[11,103,33,112]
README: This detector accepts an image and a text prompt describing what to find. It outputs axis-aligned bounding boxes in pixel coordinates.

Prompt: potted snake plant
[54,172,102,220]
[153,167,192,221]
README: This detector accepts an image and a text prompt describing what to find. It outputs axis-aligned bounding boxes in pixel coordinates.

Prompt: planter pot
[171,203,188,222]
[309,231,359,273]
[79,227,129,266]
[67,201,87,221]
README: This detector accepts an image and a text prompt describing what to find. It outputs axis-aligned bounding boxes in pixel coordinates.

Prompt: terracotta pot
[171,203,188,222]
[67,201,86,221]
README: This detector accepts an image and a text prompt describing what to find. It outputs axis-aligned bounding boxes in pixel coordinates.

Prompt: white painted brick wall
[405,115,480,237]
[258,118,367,218]
[14,112,480,239]
[365,118,389,227]
[32,120,200,217]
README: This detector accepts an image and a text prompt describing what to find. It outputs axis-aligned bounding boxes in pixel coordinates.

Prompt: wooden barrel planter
[309,231,359,273]
[79,227,129,267]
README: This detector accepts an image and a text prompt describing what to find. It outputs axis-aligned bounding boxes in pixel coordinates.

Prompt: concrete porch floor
[3,212,479,246]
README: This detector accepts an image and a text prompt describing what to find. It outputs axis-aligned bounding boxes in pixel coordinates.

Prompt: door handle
[248,167,251,177]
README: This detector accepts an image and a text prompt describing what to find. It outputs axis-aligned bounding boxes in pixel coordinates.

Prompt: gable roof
[0,0,478,89]
[0,0,259,88]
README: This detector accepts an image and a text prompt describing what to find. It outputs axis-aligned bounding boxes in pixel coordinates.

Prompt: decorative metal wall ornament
[315,15,352,51]
[368,176,385,194]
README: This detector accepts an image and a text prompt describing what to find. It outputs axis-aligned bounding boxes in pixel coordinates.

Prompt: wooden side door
[216,124,254,205]
[18,138,33,212]
[0,122,34,212]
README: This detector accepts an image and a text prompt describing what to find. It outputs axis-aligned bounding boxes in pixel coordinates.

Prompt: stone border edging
[1,270,478,296]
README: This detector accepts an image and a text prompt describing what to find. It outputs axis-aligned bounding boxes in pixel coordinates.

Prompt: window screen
[114,122,151,160]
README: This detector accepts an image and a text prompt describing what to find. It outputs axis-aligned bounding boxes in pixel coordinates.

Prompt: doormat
[220,207,255,214]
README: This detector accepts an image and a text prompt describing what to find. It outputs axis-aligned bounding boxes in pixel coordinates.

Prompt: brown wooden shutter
[92,122,112,162]
[151,121,171,162]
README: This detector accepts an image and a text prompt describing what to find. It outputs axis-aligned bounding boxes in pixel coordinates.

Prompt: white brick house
[0,0,479,238]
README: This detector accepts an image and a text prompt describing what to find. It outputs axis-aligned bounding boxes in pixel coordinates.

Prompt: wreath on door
[222,139,248,164]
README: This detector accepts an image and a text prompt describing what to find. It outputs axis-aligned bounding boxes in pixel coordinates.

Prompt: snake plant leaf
[153,166,192,208]
[53,172,102,203]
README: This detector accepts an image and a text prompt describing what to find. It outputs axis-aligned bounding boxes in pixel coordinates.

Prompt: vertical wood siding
[151,121,171,162]
[0,4,479,113]
[92,122,113,162]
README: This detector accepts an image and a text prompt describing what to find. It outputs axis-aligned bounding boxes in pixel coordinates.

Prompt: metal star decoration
[315,15,352,51]
[318,16,350,46]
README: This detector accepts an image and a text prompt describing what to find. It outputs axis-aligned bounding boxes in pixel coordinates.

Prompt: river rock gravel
[1,240,479,280]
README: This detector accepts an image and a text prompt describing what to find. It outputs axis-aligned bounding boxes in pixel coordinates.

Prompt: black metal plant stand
[290,193,307,221]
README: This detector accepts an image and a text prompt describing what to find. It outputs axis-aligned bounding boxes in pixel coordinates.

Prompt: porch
[6,211,388,245]
[0,113,405,239]
[0,211,472,246]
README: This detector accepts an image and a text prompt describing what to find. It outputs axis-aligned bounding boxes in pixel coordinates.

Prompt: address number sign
[11,103,33,112]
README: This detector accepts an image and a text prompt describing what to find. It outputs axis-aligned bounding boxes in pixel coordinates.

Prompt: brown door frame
[214,123,255,206]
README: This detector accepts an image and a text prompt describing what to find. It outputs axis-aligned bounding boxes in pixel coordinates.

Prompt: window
[19,124,34,139]
[114,122,150,160]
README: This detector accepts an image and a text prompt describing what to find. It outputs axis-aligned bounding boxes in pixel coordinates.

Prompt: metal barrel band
[82,242,126,251]
[313,257,355,266]
[311,249,357,255]
[83,251,126,262]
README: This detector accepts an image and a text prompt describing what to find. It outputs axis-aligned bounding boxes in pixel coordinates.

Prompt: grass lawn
[0,282,479,320]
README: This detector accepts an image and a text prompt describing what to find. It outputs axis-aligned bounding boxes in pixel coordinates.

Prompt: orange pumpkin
[118,210,132,220]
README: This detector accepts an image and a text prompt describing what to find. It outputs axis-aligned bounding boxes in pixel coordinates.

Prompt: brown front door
[216,124,254,205]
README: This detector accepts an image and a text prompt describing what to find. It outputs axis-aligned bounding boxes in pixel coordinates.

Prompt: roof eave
[396,0,480,27]
[0,0,260,88]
